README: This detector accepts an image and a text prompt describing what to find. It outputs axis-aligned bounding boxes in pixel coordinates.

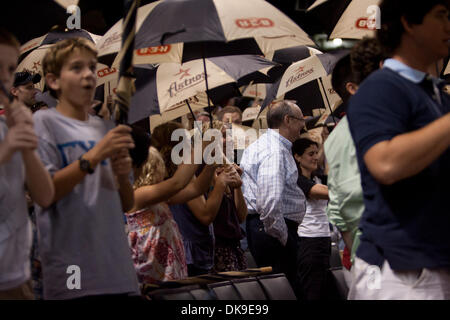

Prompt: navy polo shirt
[347,59,450,270]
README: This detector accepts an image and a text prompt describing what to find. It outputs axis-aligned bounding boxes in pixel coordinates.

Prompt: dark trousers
[246,215,300,296]
[297,236,331,300]
[187,264,210,277]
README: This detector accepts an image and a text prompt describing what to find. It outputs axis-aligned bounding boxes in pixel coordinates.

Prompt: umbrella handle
[319,77,337,124]
[185,99,203,133]
[201,43,213,128]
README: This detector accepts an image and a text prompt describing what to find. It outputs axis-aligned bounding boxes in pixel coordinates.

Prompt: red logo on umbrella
[174,68,191,80]
[97,67,117,78]
[32,61,41,71]
[235,18,274,29]
[295,66,305,73]
[136,45,171,56]
[355,18,377,30]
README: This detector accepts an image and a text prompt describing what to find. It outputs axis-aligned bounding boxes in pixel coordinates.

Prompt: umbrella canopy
[329,0,381,40]
[16,29,101,91]
[261,50,348,116]
[20,28,101,58]
[149,93,212,132]
[97,0,315,66]
[128,54,277,124]
[135,0,314,50]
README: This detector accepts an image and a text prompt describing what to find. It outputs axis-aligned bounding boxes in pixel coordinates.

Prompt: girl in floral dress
[127,128,217,285]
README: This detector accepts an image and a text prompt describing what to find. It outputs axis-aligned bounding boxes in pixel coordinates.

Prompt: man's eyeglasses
[289,115,305,122]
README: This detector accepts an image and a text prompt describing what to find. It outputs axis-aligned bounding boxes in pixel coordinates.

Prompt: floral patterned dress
[126,203,188,285]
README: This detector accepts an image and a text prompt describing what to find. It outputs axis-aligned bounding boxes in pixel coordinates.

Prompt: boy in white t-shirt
[0,28,54,299]
[33,37,139,299]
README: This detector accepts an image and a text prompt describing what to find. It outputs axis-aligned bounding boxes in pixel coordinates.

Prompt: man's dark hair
[351,37,385,85]
[129,125,151,169]
[377,0,450,55]
[331,54,355,104]
[267,100,296,129]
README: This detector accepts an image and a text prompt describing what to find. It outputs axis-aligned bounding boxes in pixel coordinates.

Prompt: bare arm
[22,150,54,208]
[364,113,450,185]
[111,148,135,212]
[52,125,134,203]
[167,165,217,205]
[187,170,235,226]
[308,184,329,200]
[340,230,353,253]
[130,163,201,212]
[234,187,247,223]
[231,164,247,223]
[1,103,54,207]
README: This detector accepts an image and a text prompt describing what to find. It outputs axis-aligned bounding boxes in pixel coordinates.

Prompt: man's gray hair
[267,100,297,129]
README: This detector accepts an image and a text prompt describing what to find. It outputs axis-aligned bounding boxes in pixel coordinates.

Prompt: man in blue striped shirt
[240,100,306,294]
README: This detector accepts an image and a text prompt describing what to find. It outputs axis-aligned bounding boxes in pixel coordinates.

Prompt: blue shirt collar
[383,58,446,89]
[383,58,427,84]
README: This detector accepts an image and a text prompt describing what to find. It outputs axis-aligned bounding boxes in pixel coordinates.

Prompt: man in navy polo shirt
[347,0,450,299]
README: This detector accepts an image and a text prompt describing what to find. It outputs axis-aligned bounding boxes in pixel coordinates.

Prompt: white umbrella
[261,51,347,117]
[329,0,381,40]
[127,55,276,124]
[17,29,101,91]
[97,0,315,67]
[444,61,450,75]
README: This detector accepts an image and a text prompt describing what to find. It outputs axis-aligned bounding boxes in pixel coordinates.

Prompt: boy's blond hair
[43,37,97,77]
[133,147,167,189]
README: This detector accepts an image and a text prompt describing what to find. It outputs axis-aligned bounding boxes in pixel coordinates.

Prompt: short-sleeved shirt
[0,118,32,290]
[33,108,139,299]
[297,175,330,238]
[347,59,450,270]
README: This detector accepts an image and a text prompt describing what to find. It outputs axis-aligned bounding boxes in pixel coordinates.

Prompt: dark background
[0,0,351,45]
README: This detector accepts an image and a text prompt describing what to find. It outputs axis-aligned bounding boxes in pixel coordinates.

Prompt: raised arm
[186,169,236,226]
[51,124,134,203]
[2,102,54,207]
[167,164,217,205]
[231,164,247,223]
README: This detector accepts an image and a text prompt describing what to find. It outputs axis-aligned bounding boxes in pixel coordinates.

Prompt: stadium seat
[207,281,241,300]
[231,278,267,300]
[256,274,297,300]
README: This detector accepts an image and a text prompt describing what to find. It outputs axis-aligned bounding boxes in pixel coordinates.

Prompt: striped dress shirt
[240,129,306,245]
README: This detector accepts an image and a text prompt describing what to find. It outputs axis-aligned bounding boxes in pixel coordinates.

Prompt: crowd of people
[0,0,449,300]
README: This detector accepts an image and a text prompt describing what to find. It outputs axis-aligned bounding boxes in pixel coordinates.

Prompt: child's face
[57,48,97,110]
[0,44,18,103]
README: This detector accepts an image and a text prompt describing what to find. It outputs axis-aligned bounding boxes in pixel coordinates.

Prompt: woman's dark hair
[129,125,151,169]
[377,0,450,55]
[292,138,318,176]
[292,138,318,157]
